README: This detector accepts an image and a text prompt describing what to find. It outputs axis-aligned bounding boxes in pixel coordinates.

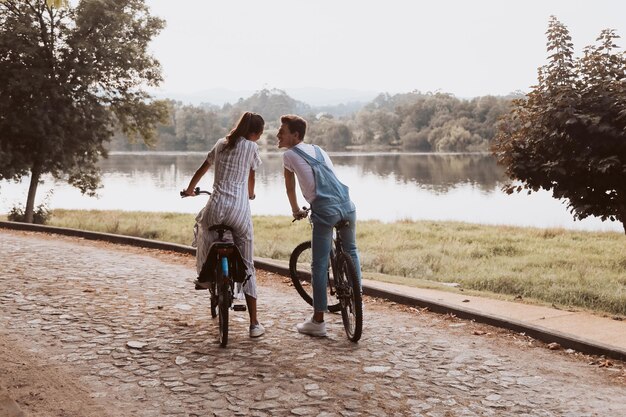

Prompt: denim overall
[291,146,362,312]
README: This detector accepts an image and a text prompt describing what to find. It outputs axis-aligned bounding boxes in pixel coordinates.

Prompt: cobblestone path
[1,230,625,417]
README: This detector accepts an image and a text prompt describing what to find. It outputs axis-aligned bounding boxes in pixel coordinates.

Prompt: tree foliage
[492,16,626,233]
[0,0,167,222]
[111,89,512,153]
[110,89,312,151]
[231,88,311,124]
[355,92,512,151]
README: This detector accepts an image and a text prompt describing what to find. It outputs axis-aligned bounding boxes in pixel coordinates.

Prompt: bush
[8,201,51,224]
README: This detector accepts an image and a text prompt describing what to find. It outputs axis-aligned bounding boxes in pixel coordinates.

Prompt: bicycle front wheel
[289,241,341,313]
[336,252,363,342]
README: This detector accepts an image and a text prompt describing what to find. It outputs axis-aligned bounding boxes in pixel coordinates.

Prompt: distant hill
[151,86,379,108]
[151,88,255,106]
[282,87,378,106]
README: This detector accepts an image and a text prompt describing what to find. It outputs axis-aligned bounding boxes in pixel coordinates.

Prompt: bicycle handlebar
[292,206,310,222]
[180,187,211,197]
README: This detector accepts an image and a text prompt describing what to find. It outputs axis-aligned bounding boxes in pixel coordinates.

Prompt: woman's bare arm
[183,160,210,196]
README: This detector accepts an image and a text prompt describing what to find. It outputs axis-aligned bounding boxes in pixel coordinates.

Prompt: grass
[3,209,625,317]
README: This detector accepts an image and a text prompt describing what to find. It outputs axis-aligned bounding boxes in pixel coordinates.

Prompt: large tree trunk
[617,204,626,234]
[24,163,42,223]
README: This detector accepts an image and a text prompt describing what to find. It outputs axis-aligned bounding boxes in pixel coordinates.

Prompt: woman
[183,111,265,337]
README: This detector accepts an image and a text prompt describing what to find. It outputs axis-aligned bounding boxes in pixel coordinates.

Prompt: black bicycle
[181,187,248,347]
[289,208,363,342]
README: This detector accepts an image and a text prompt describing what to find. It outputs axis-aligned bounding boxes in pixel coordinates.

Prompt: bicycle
[289,207,363,342]
[180,187,248,347]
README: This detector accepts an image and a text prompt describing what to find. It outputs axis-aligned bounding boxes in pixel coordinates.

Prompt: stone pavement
[1,229,625,416]
[363,280,626,359]
[258,258,626,361]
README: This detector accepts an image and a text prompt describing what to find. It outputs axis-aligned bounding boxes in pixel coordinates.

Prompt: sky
[144,0,626,102]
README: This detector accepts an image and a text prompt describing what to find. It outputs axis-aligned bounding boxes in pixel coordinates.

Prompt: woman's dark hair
[225,112,265,149]
[280,114,307,141]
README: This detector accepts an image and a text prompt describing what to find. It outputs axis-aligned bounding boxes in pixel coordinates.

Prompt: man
[277,114,362,337]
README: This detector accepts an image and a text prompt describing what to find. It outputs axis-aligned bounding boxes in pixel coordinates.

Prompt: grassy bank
[4,209,625,317]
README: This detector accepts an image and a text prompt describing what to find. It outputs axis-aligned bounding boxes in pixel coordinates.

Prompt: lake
[0,151,622,232]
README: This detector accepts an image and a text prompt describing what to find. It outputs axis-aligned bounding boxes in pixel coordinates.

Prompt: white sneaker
[249,323,265,338]
[296,316,327,337]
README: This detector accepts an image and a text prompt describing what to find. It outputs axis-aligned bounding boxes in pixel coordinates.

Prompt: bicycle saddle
[209,224,233,232]
[335,220,350,229]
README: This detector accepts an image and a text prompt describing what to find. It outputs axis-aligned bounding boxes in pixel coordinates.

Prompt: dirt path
[1,230,624,416]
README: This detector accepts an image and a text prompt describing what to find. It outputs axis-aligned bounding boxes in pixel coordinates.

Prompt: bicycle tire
[289,241,341,313]
[217,262,229,347]
[336,252,363,342]
[210,281,218,318]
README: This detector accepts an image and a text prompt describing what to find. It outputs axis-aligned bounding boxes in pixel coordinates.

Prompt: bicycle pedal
[194,280,210,290]
[232,304,247,312]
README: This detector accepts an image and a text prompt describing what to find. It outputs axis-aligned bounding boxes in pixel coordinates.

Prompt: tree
[492,16,626,233]
[307,116,353,150]
[0,0,167,222]
[175,105,224,151]
[230,88,311,123]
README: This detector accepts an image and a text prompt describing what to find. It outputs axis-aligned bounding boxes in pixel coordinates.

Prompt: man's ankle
[312,313,324,323]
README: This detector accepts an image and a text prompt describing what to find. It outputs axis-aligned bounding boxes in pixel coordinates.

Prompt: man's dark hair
[280,114,307,141]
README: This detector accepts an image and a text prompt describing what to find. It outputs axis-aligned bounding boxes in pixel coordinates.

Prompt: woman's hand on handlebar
[180,186,199,198]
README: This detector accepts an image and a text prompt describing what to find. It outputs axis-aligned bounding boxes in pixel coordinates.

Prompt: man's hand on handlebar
[292,207,309,221]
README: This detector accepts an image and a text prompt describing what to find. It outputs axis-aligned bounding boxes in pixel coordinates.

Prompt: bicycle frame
[303,209,340,297]
[290,207,363,341]
[329,222,351,299]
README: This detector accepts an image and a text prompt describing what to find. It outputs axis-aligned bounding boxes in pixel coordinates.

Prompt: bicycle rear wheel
[335,252,363,342]
[216,262,229,347]
[289,241,341,313]
[210,281,218,318]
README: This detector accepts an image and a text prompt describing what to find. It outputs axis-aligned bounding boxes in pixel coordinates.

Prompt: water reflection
[331,153,504,192]
[97,152,505,192]
[0,152,622,232]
